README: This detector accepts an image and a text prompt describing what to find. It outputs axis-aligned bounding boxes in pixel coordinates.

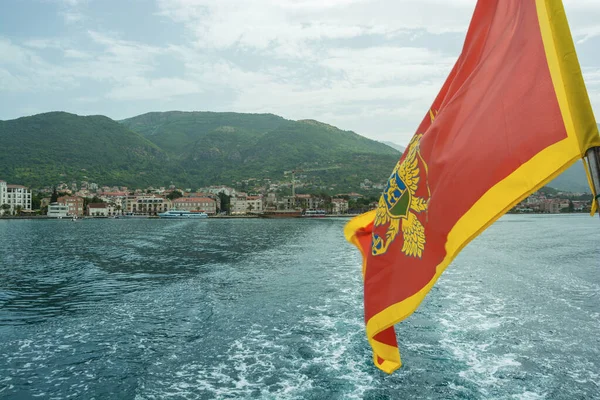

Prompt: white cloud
[3,0,600,143]
[156,0,476,52]
[107,77,202,100]
[60,10,85,24]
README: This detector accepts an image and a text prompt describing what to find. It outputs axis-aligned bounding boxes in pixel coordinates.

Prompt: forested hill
[1,110,595,193]
[0,112,169,187]
[1,111,400,192]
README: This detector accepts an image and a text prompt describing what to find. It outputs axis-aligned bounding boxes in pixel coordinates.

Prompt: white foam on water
[135,255,375,399]
[512,390,547,399]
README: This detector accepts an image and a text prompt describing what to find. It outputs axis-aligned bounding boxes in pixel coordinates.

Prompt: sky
[1,0,600,145]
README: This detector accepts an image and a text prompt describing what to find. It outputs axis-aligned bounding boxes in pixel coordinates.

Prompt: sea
[0,215,599,399]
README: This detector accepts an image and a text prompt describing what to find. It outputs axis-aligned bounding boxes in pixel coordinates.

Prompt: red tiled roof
[58,196,82,201]
[173,197,215,203]
[7,184,27,189]
[101,192,127,197]
[88,203,108,208]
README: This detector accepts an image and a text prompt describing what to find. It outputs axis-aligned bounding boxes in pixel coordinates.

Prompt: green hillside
[1,111,400,192]
[120,111,287,155]
[121,111,401,189]
[3,110,593,194]
[0,112,170,187]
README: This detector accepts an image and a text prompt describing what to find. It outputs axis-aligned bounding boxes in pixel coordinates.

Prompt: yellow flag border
[346,0,600,374]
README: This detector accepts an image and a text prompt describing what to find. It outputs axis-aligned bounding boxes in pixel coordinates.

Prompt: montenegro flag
[345,0,600,374]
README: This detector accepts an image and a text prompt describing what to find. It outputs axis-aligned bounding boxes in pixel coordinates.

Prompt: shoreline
[1,212,589,221]
[0,214,360,220]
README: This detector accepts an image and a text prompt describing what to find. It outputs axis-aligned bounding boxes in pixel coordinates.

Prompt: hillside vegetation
[0,112,169,187]
[1,111,595,193]
[1,111,401,192]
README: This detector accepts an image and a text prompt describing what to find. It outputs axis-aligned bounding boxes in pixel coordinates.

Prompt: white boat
[158,209,208,219]
[302,209,327,217]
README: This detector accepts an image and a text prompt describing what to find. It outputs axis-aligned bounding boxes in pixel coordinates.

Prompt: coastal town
[0,177,594,218]
[0,177,357,218]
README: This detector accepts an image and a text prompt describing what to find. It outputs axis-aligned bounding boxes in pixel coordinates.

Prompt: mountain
[120,111,287,156]
[1,110,595,194]
[381,141,406,153]
[120,112,401,189]
[1,111,400,192]
[549,160,590,193]
[546,124,600,192]
[0,112,169,187]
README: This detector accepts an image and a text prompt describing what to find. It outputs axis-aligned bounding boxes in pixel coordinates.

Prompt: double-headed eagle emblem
[372,133,430,258]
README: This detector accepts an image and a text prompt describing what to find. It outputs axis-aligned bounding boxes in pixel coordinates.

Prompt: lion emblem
[372,133,430,258]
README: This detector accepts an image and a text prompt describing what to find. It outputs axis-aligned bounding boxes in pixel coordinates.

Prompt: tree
[15,205,22,216]
[50,187,58,203]
[218,192,231,214]
[167,190,183,200]
[31,193,42,210]
[1,203,10,216]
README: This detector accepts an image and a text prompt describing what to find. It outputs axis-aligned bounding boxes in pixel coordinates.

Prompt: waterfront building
[0,181,32,214]
[230,194,248,214]
[47,203,69,218]
[87,203,109,217]
[279,196,296,210]
[0,181,6,211]
[332,198,349,214]
[246,195,263,213]
[125,195,170,215]
[57,196,84,217]
[171,197,217,215]
[296,194,322,210]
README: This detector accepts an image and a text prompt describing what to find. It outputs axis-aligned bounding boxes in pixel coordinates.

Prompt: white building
[205,186,236,197]
[332,198,349,214]
[0,181,7,212]
[47,203,69,218]
[246,196,263,213]
[88,203,109,217]
[0,182,32,214]
[230,194,248,214]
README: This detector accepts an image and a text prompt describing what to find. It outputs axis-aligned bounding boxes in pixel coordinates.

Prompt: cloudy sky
[1,0,600,145]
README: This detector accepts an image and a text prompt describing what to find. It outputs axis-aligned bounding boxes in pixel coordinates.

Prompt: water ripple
[0,216,599,398]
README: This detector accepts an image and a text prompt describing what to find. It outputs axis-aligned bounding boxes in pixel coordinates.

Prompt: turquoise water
[0,215,599,399]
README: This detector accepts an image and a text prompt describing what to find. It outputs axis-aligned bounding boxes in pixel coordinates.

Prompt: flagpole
[585,147,600,217]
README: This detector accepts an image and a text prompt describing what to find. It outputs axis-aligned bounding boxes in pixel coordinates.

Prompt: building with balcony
[332,198,349,214]
[296,194,322,210]
[58,196,84,217]
[0,181,8,207]
[1,182,32,214]
[47,203,69,218]
[88,203,109,217]
[230,194,247,214]
[172,197,217,215]
[126,195,170,215]
[246,195,263,213]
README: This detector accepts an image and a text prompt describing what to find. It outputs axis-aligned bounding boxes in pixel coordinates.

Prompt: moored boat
[158,209,209,219]
[302,209,327,217]
[258,210,302,218]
